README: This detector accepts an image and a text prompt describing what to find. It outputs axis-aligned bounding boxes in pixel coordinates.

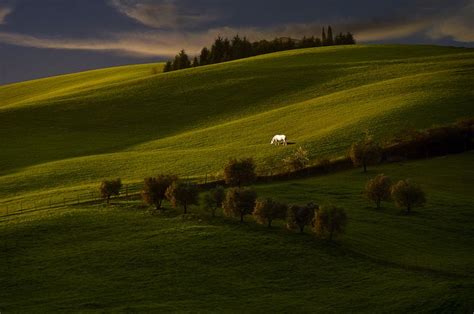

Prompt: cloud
[428,1,474,42]
[0,2,472,59]
[0,6,12,24]
[109,0,217,29]
[0,30,210,57]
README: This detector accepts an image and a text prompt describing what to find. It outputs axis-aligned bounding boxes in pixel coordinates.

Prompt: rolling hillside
[1,44,474,312]
[1,154,473,312]
[1,44,474,205]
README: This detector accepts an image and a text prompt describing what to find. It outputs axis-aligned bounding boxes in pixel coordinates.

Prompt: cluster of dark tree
[365,174,426,214]
[99,158,348,241]
[163,26,356,72]
[384,118,474,161]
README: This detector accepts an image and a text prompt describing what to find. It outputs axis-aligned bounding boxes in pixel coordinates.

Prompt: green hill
[1,45,474,204]
[1,154,473,312]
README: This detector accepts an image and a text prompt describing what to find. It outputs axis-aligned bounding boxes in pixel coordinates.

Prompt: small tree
[222,187,257,222]
[224,158,256,187]
[141,175,177,211]
[287,203,317,233]
[99,179,122,205]
[313,204,347,241]
[365,174,392,209]
[163,61,172,72]
[192,56,199,67]
[200,186,225,217]
[283,146,310,172]
[391,180,426,214]
[253,198,288,227]
[165,182,199,214]
[349,133,382,172]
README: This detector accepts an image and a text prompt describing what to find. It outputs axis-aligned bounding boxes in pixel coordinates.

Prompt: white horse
[271,135,287,146]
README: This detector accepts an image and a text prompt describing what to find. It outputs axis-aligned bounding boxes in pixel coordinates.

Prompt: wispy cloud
[109,0,217,29]
[0,1,472,59]
[0,6,12,24]
[428,1,474,42]
[0,30,208,56]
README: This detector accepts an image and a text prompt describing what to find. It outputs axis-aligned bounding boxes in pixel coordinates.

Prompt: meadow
[1,44,474,312]
[1,154,473,312]
[1,45,474,208]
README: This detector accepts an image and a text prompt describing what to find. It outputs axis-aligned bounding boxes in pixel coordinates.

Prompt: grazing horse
[271,135,287,146]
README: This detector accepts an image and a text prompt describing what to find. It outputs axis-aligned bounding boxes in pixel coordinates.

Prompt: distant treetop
[163,26,356,72]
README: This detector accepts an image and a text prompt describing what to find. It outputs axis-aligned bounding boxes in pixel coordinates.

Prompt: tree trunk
[107,196,110,205]
[406,205,411,215]
[376,199,381,209]
[363,162,367,173]
[299,225,304,233]
[268,220,272,228]
[184,203,187,214]
[240,213,244,223]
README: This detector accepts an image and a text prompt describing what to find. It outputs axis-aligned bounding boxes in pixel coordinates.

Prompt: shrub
[349,133,382,172]
[222,187,257,222]
[253,198,288,227]
[141,175,177,210]
[200,186,225,217]
[283,146,310,172]
[313,204,347,241]
[99,179,122,205]
[165,182,199,214]
[365,174,392,209]
[287,203,317,233]
[391,180,426,214]
[224,158,256,187]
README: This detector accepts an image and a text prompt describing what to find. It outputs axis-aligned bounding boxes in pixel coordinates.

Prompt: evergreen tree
[222,37,232,62]
[163,61,172,72]
[172,55,180,70]
[345,32,356,44]
[327,26,334,45]
[210,36,225,64]
[199,47,210,65]
[177,50,191,69]
[314,37,322,47]
[322,27,327,45]
[241,37,253,57]
[192,56,199,67]
[231,35,244,60]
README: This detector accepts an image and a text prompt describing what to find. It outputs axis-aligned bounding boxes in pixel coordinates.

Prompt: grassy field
[1,44,473,312]
[1,154,473,312]
[1,45,473,207]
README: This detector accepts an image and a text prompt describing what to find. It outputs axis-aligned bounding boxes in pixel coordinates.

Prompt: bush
[349,133,382,172]
[141,175,177,210]
[200,186,225,217]
[99,179,122,205]
[165,182,199,214]
[253,198,288,227]
[391,180,426,214]
[313,204,347,241]
[365,174,392,209]
[224,158,256,187]
[222,187,257,222]
[283,146,310,172]
[287,203,317,233]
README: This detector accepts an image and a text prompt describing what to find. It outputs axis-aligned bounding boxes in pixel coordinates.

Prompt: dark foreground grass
[1,154,473,312]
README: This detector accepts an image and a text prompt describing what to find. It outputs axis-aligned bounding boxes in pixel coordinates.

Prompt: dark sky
[0,0,473,85]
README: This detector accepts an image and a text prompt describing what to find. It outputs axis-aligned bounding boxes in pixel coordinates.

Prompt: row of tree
[163,26,356,72]
[99,158,349,240]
